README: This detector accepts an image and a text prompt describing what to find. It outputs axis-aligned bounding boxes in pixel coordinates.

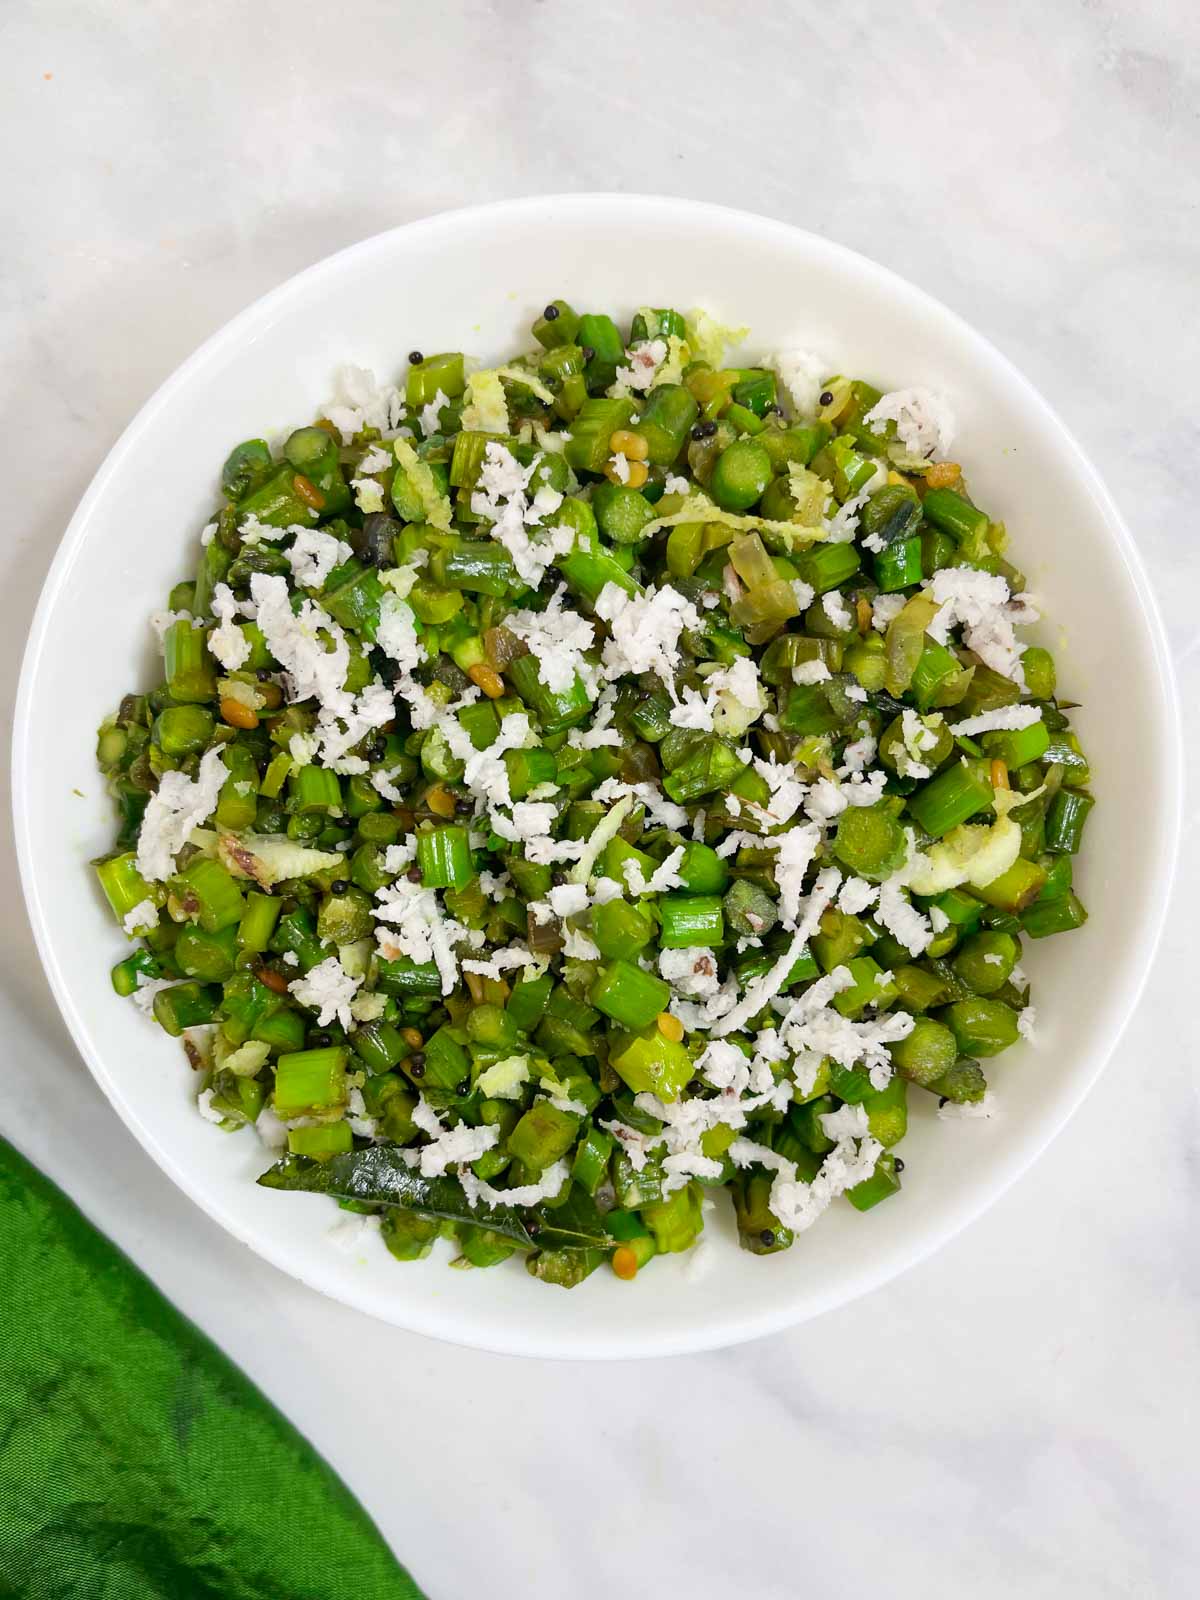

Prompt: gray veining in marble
[2,3,1197,1596]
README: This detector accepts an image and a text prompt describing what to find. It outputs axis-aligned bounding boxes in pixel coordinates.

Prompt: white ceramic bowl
[13,196,1180,1358]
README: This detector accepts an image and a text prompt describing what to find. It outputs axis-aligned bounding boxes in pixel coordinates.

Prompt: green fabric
[0,1136,423,1600]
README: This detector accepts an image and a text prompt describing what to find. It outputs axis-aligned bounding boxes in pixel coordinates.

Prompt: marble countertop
[3,4,1197,1595]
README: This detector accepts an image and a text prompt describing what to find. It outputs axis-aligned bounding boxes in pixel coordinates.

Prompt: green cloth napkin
[0,1135,424,1600]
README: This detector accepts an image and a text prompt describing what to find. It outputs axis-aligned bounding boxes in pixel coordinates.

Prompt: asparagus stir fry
[94,304,1093,1287]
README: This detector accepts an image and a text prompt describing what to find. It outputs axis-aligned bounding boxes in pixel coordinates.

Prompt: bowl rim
[12,193,1183,1358]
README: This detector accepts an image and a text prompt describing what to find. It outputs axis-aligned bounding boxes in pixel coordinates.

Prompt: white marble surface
[2,3,1198,1595]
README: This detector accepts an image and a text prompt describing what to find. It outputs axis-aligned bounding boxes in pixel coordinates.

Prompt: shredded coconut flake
[287,527,354,590]
[136,746,227,882]
[419,387,450,438]
[771,348,827,420]
[206,582,253,671]
[506,587,597,696]
[326,365,406,443]
[622,845,686,897]
[728,1119,882,1233]
[863,387,955,460]
[875,877,933,957]
[131,975,183,1018]
[939,1092,998,1120]
[951,704,1043,738]
[470,443,575,587]
[460,1159,569,1211]
[405,1098,499,1177]
[120,898,157,936]
[595,582,701,688]
[288,955,362,1031]
[611,338,668,396]
[374,876,472,995]
[196,1088,226,1126]
[659,946,721,999]
[822,591,853,631]
[926,568,1037,687]
[250,573,349,710]
[150,609,196,641]
[872,593,907,633]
